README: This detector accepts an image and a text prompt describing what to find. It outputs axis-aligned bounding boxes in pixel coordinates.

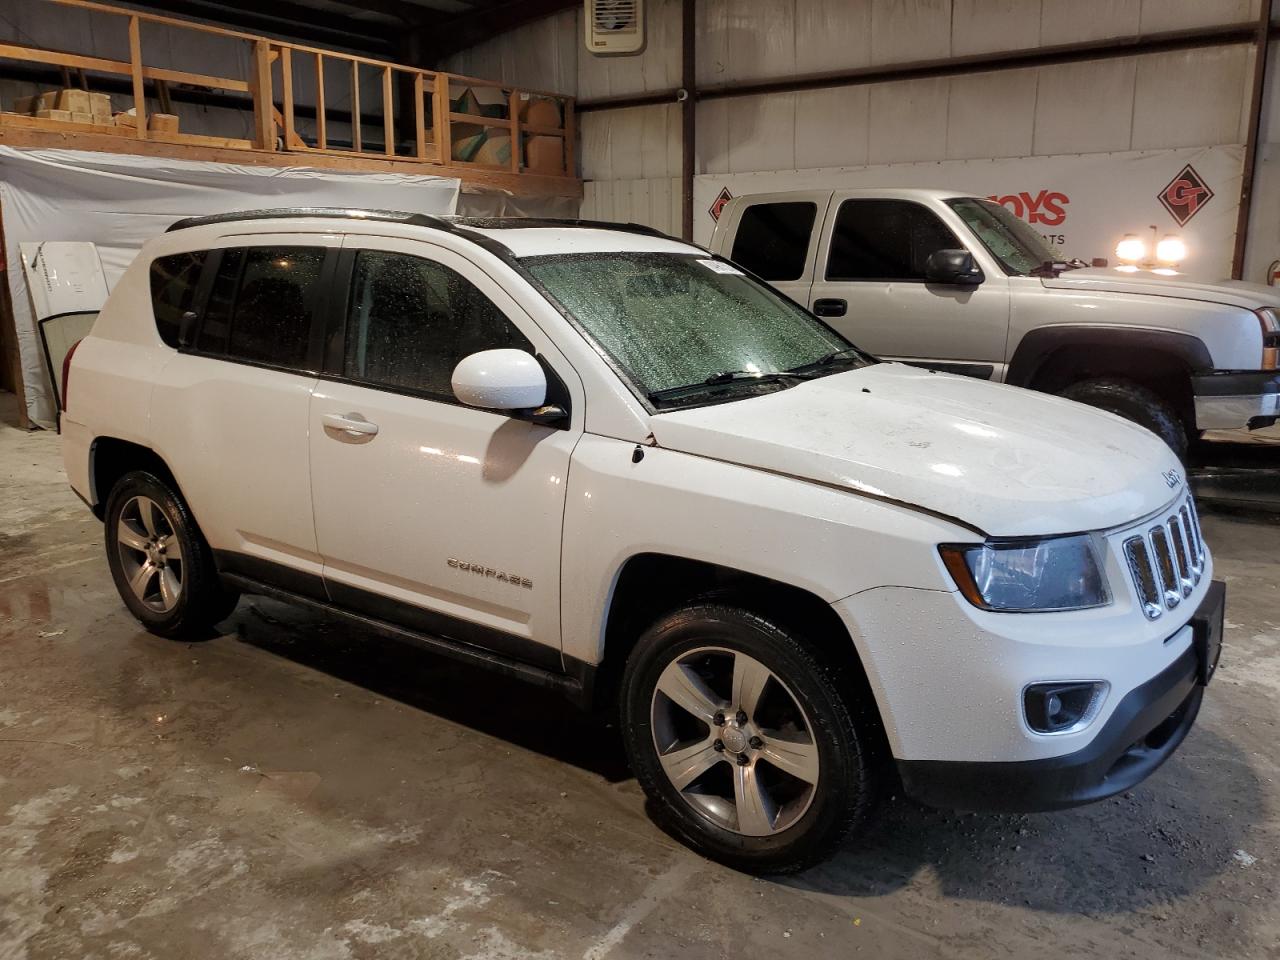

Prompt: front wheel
[1059,378,1188,459]
[620,604,880,874]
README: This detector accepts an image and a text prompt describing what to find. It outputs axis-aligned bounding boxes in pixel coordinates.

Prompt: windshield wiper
[648,370,801,402]
[785,347,867,376]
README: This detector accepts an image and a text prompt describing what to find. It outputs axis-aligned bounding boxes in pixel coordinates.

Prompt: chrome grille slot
[1120,495,1206,621]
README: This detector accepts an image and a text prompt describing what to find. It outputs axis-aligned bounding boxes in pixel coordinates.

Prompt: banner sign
[695,145,1243,279]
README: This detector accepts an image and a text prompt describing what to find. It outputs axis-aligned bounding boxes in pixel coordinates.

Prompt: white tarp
[696,145,1244,279]
[0,147,460,427]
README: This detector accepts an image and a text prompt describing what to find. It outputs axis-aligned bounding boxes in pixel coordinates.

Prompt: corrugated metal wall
[443,0,1277,275]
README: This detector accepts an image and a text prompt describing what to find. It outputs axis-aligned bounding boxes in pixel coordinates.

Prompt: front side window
[524,252,866,408]
[826,199,960,281]
[946,197,1059,276]
[195,246,325,370]
[730,202,817,281]
[343,250,533,398]
[150,251,208,347]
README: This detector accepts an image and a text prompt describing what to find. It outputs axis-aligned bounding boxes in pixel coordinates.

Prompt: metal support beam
[579,20,1272,112]
[680,0,695,241]
[1231,0,1275,280]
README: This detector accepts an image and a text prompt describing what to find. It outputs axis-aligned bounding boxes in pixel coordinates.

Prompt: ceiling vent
[584,0,646,56]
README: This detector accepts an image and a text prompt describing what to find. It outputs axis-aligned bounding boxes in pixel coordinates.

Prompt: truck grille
[1122,495,1206,620]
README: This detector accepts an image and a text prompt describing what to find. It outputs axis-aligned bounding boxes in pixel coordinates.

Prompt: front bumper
[894,581,1223,812]
[1192,370,1280,430]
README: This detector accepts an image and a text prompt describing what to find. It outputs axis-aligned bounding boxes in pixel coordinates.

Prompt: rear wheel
[1060,378,1188,459]
[104,471,238,638]
[620,603,880,874]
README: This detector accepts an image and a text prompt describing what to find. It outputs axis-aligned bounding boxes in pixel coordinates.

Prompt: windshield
[523,252,870,408]
[945,198,1059,276]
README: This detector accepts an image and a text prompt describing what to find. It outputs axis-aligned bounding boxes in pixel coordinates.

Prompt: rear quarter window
[149,251,209,347]
[729,202,817,281]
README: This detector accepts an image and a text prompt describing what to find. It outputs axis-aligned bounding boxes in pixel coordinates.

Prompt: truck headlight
[939,535,1111,612]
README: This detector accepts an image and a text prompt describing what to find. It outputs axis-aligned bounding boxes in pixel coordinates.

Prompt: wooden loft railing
[0,0,580,198]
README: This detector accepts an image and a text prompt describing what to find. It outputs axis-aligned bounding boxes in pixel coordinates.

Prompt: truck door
[713,193,831,308]
[808,196,1011,379]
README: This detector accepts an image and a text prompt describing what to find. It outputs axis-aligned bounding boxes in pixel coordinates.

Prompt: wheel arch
[89,437,184,520]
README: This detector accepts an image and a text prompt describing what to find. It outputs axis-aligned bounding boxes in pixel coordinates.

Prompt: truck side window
[730,202,817,281]
[826,199,960,282]
[343,250,533,400]
[195,246,325,371]
[150,251,209,348]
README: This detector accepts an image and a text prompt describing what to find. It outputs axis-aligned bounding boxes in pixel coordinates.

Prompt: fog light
[1024,681,1108,734]
[1115,235,1146,263]
[1156,236,1186,264]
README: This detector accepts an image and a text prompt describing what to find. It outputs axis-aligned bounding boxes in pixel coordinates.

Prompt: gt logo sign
[987,190,1069,227]
[1159,164,1213,226]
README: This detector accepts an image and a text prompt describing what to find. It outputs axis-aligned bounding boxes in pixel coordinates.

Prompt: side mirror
[452,348,548,412]
[924,249,985,286]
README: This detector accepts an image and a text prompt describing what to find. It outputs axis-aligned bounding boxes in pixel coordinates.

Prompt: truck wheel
[620,603,879,874]
[1060,378,1188,459]
[104,471,239,639]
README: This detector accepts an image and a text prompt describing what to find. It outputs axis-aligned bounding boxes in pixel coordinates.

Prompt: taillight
[61,338,83,414]
[1258,308,1280,370]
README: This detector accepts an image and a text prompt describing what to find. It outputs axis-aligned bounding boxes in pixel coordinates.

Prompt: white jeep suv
[62,209,1225,873]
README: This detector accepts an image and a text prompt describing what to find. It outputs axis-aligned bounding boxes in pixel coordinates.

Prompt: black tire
[103,471,239,639]
[1060,378,1188,460]
[620,603,880,874]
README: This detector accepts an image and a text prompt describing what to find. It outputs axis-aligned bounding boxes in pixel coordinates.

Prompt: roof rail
[450,217,670,239]
[166,207,453,233]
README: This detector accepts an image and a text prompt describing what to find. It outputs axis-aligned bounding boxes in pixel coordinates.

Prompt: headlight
[939,534,1111,613]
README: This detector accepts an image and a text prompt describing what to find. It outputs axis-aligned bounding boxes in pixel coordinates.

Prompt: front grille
[1122,495,1206,621]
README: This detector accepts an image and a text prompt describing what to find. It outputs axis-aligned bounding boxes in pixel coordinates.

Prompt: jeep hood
[1042,267,1280,311]
[649,363,1182,538]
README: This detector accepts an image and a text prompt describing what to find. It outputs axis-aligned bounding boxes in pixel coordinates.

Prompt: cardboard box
[36,108,72,122]
[90,92,111,121]
[522,97,561,130]
[524,134,564,174]
[70,111,94,125]
[14,95,37,115]
[113,111,137,130]
[36,89,93,114]
[148,113,179,134]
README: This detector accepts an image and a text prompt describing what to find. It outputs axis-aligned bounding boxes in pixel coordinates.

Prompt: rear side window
[730,202,816,281]
[343,250,533,399]
[826,199,960,281]
[195,246,325,370]
[149,251,208,347]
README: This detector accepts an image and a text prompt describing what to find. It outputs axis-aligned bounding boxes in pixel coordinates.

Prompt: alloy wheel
[116,495,184,613]
[650,646,820,837]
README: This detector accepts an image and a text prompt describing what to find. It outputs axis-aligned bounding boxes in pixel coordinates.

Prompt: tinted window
[149,251,208,347]
[730,202,816,281]
[195,246,324,370]
[344,251,533,397]
[826,199,960,281]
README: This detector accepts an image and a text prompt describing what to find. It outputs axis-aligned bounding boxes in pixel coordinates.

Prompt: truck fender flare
[1005,326,1214,388]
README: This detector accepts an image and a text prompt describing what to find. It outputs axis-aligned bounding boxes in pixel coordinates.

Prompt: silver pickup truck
[711,188,1280,458]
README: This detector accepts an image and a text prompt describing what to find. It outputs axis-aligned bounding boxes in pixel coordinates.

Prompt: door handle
[812,298,847,318]
[322,412,379,438]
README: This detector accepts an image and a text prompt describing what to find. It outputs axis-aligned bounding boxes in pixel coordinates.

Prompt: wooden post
[382,66,394,157]
[508,88,520,173]
[281,46,295,151]
[351,59,361,152]
[563,96,576,179]
[250,40,274,150]
[127,15,146,139]
[433,72,451,165]
[315,52,326,149]
[414,72,426,159]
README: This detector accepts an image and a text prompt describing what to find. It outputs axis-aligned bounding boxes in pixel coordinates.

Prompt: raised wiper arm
[784,347,867,375]
[648,370,799,402]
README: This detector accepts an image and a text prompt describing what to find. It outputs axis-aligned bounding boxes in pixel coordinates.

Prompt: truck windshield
[523,252,870,409]
[945,198,1060,276]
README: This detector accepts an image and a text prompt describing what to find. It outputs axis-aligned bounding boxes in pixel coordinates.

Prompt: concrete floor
[2,391,1278,960]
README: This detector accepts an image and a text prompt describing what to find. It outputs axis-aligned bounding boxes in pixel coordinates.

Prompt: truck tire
[620,603,880,874]
[104,470,240,639]
[1060,378,1188,460]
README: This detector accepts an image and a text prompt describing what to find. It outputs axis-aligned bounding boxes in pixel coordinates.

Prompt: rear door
[149,236,339,594]
[713,193,830,307]
[809,196,1011,378]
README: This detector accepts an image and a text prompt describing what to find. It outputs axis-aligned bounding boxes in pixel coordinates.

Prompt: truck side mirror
[925,249,985,286]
